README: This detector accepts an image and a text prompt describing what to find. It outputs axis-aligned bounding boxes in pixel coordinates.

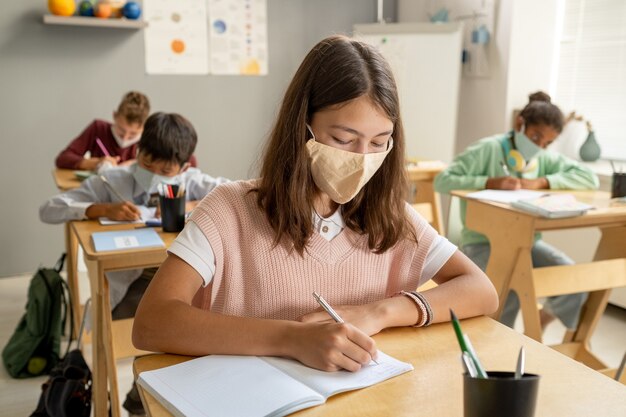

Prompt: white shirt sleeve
[167,221,215,287]
[420,234,457,282]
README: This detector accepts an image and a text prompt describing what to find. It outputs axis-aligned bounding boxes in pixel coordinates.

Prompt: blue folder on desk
[91,228,165,252]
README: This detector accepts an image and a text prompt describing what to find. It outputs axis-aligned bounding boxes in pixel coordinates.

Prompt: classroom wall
[0,0,396,277]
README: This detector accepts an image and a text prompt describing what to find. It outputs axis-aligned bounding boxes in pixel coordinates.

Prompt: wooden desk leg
[101,274,121,417]
[569,289,612,370]
[465,201,536,330]
[569,226,626,369]
[510,250,543,341]
[65,222,81,339]
[86,259,108,417]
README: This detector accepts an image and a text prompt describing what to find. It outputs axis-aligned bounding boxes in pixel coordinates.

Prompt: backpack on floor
[2,254,72,378]
[30,299,92,417]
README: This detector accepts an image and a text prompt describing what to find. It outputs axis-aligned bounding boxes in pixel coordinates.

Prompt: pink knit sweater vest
[189,180,437,321]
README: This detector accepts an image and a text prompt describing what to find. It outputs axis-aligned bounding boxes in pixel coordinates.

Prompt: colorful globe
[122,2,142,20]
[79,1,94,17]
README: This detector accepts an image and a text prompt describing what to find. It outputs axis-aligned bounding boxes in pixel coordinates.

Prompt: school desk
[52,168,83,191]
[133,316,626,417]
[70,220,177,417]
[406,162,446,234]
[453,189,626,376]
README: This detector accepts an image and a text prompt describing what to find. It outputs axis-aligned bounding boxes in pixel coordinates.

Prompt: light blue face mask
[515,126,543,161]
[133,164,179,194]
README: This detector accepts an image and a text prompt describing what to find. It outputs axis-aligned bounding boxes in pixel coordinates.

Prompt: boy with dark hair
[41,112,228,315]
[42,112,228,416]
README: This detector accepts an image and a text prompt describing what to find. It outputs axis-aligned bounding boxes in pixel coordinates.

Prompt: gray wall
[0,0,396,277]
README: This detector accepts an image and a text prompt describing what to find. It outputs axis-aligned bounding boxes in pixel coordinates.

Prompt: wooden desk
[454,190,626,373]
[133,316,626,417]
[52,168,83,191]
[71,221,177,417]
[406,163,446,234]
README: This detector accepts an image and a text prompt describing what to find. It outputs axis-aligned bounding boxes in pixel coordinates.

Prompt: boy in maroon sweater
[56,91,151,171]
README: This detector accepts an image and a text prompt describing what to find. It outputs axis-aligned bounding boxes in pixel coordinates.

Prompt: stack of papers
[511,194,594,218]
[465,189,546,203]
[465,190,594,218]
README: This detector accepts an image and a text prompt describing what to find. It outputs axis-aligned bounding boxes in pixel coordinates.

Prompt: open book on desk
[137,351,413,417]
[99,206,159,226]
[511,194,594,218]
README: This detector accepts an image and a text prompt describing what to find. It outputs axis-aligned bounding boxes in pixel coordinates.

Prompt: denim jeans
[462,241,588,329]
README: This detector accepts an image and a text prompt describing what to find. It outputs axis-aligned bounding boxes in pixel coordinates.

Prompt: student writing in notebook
[41,111,228,315]
[42,111,229,415]
[434,91,599,332]
[54,91,197,171]
[133,35,498,374]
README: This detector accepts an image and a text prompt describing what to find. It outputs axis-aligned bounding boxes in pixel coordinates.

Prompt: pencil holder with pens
[463,371,540,417]
[159,183,185,233]
[611,172,626,199]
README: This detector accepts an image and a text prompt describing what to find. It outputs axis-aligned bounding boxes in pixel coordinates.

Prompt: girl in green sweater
[434,92,599,331]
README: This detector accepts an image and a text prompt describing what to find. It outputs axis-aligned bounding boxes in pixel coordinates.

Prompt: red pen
[96,137,111,157]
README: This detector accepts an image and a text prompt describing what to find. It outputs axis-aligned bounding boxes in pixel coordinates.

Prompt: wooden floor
[1,273,625,417]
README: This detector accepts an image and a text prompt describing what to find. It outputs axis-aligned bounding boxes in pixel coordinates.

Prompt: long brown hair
[255,35,409,254]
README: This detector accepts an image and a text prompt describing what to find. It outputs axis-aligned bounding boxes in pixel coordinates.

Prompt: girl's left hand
[299,302,386,336]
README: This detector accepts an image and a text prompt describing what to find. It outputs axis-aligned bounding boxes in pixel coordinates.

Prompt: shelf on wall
[43,15,147,29]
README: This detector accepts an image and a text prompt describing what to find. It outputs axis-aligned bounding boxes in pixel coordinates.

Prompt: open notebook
[138,351,413,417]
[98,206,159,225]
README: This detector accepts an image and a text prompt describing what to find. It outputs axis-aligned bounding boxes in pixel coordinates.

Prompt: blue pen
[144,219,162,227]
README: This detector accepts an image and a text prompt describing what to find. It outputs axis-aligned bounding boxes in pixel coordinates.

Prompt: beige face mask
[305,126,393,204]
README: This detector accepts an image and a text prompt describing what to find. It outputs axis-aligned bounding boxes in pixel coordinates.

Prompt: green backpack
[2,254,73,378]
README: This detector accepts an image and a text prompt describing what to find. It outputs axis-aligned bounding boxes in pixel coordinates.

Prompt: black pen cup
[159,195,185,233]
[464,371,540,417]
[612,173,626,198]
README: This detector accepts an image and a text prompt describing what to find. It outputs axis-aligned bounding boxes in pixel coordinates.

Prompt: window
[554,0,626,160]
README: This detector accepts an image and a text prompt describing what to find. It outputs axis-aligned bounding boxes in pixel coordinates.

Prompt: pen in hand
[312,292,379,365]
[100,175,127,203]
[96,137,111,157]
[500,161,511,177]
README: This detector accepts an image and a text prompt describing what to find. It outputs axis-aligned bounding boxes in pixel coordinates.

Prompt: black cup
[464,371,540,417]
[159,195,185,233]
[612,173,626,198]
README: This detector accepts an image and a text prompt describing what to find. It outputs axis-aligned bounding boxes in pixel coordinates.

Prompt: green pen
[450,309,487,378]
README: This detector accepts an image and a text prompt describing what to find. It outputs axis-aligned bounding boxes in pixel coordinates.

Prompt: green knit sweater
[434,133,599,246]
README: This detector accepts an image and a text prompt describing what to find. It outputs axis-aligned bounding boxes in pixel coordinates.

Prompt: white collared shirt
[169,209,457,287]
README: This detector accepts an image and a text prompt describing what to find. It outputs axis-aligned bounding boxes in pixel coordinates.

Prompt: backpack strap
[54,253,66,274]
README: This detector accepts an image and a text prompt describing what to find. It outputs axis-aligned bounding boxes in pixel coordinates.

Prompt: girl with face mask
[133,35,499,373]
[434,91,599,333]
[54,91,198,171]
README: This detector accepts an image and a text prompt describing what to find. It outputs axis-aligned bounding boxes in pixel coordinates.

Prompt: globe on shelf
[94,2,112,19]
[123,1,142,20]
[48,0,76,16]
[78,1,95,17]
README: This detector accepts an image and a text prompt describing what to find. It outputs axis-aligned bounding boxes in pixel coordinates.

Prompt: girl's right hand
[288,322,378,372]
[486,176,521,190]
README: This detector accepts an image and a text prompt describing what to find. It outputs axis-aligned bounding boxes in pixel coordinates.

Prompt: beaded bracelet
[410,291,434,327]
[400,290,428,327]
